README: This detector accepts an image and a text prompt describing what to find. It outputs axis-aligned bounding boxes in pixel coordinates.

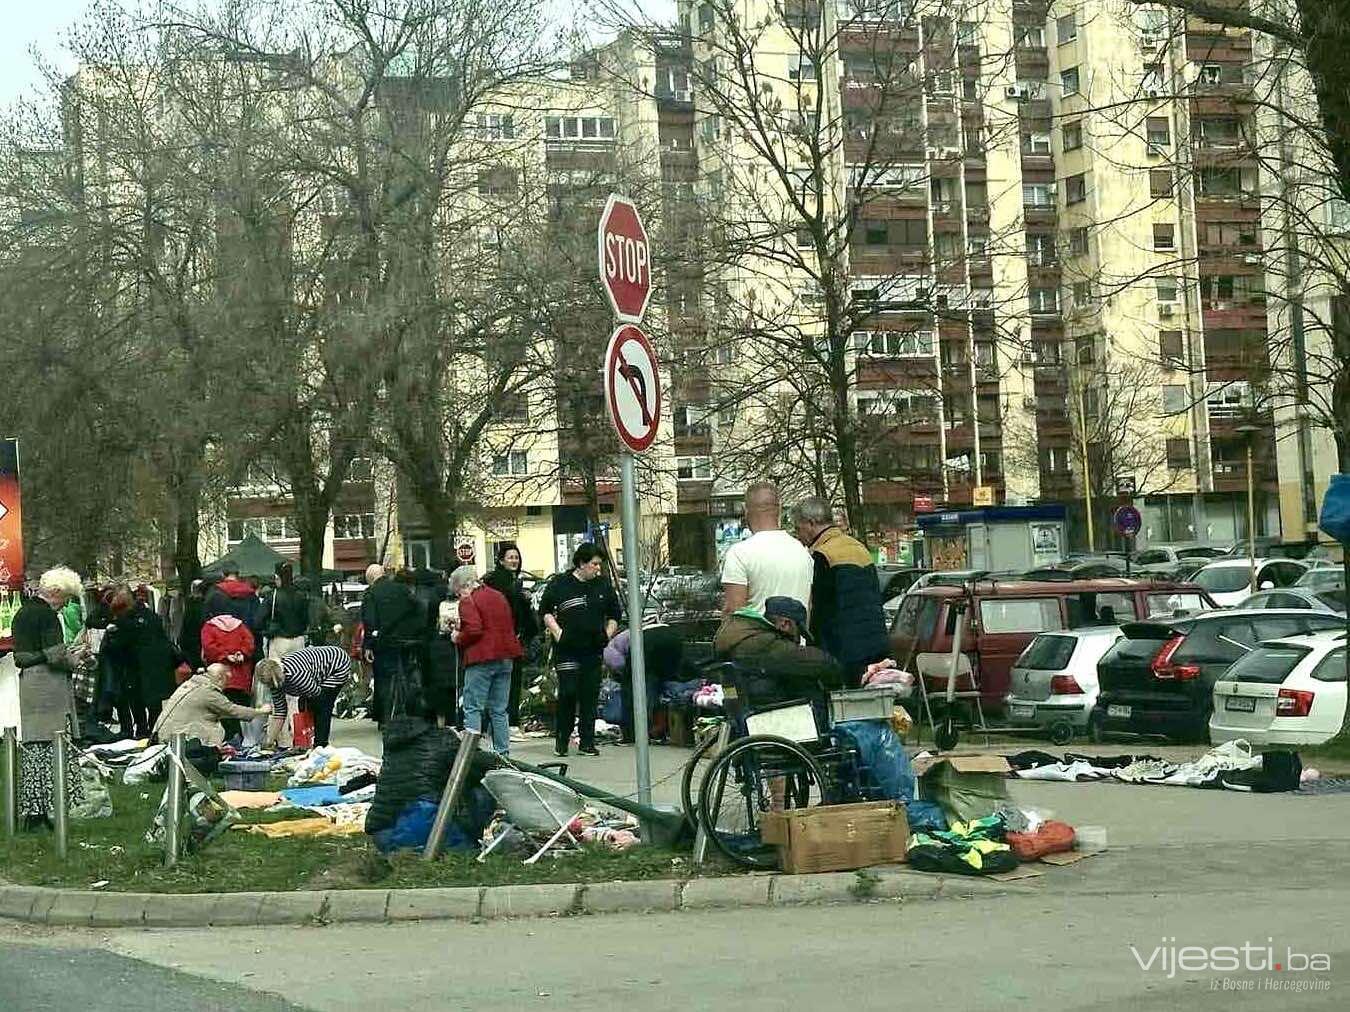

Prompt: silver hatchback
[1005,626,1124,744]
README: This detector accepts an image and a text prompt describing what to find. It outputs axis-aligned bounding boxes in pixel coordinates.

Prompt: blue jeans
[462,658,513,754]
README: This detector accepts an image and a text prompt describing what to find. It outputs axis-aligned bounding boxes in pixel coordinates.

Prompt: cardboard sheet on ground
[1039,849,1098,866]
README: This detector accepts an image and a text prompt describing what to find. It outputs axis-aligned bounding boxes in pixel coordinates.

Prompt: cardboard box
[760,802,910,874]
[911,753,1012,777]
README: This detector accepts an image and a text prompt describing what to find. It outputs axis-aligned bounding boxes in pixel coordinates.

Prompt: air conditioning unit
[1005,84,1028,100]
[1140,32,1160,49]
[1158,301,1178,317]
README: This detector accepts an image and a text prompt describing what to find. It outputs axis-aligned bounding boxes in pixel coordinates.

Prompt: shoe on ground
[579,746,600,757]
[509,726,527,743]
[554,748,568,758]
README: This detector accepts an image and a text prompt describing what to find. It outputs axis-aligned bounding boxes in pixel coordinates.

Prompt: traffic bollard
[52,731,69,859]
[164,733,185,867]
[2,726,17,839]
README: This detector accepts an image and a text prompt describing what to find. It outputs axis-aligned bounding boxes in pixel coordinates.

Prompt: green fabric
[201,534,290,579]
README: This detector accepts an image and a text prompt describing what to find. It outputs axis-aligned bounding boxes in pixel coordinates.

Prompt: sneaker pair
[578,745,600,757]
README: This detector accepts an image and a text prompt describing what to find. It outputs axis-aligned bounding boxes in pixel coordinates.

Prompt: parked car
[1210,630,1347,747]
[889,577,1215,709]
[1296,567,1346,592]
[1022,557,1126,581]
[1236,587,1346,614]
[1190,558,1310,608]
[1092,609,1344,742]
[1004,626,1124,744]
[1131,544,1228,575]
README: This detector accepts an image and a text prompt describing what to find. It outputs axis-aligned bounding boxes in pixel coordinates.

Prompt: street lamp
[1235,420,1264,593]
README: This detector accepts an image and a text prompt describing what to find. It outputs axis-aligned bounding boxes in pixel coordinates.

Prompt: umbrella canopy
[201,534,291,579]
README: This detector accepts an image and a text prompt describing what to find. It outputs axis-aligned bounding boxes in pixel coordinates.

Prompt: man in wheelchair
[712,596,844,710]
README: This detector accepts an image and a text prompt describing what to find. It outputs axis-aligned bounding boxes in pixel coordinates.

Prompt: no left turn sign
[603,324,662,453]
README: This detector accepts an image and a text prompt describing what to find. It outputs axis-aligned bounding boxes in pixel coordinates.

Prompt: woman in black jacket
[102,588,182,739]
[483,544,539,734]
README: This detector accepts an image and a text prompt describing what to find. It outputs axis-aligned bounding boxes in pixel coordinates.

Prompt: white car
[1191,558,1310,608]
[1005,626,1124,744]
[1209,630,1347,746]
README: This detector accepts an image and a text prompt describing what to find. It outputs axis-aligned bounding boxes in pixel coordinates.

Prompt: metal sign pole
[52,731,69,859]
[164,733,185,867]
[2,727,17,839]
[620,453,652,807]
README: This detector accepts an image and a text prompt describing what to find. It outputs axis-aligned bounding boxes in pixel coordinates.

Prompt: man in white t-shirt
[721,481,814,615]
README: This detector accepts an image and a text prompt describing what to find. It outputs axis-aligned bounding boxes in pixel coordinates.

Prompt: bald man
[720,481,814,616]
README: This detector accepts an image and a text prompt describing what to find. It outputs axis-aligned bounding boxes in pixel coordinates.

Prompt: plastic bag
[70,760,112,819]
[370,799,439,853]
[834,719,916,803]
[1319,473,1350,544]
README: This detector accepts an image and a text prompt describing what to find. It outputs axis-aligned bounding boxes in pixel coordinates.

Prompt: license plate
[1225,696,1257,713]
[1107,705,1132,719]
[1011,704,1036,720]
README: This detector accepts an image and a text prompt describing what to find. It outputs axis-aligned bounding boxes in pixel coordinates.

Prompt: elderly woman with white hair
[448,564,522,755]
[11,566,88,827]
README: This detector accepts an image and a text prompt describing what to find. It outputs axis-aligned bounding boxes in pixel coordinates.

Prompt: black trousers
[117,700,161,740]
[221,688,252,741]
[554,656,602,752]
[507,657,525,726]
[304,687,343,747]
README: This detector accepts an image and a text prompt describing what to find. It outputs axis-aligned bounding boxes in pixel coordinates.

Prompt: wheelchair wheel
[697,735,827,870]
[934,716,960,752]
[680,728,725,830]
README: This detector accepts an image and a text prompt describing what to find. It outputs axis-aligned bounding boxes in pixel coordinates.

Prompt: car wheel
[1049,721,1074,746]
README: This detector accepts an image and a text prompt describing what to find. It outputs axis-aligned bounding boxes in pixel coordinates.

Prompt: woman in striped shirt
[256,645,353,748]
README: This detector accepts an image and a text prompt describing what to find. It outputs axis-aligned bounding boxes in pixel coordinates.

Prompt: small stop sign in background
[597,193,652,323]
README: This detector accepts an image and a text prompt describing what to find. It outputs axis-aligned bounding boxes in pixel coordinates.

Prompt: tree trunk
[171,480,202,596]
[425,491,456,572]
[296,503,328,582]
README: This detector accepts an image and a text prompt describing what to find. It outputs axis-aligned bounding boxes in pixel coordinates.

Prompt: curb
[0,868,1031,928]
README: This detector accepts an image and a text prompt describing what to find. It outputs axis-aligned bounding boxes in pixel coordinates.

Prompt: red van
[888,577,1217,710]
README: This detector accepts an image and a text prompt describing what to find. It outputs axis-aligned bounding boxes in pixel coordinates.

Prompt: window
[1159,329,1185,362]
[1153,222,1176,250]
[1311,647,1347,683]
[1027,233,1056,265]
[1064,173,1087,205]
[491,450,529,476]
[894,218,927,245]
[1023,131,1052,155]
[864,222,889,245]
[1057,12,1078,42]
[1155,277,1179,302]
[1042,446,1071,473]
[545,115,616,141]
[476,167,518,196]
[927,70,955,96]
[1197,167,1242,197]
[979,598,1064,634]
[856,330,936,357]
[333,513,376,540]
[795,226,814,248]
[1062,121,1083,151]
[1023,183,1055,207]
[697,2,714,31]
[1060,67,1080,95]
[788,54,818,82]
[1198,117,1241,147]
[227,517,265,543]
[712,343,736,366]
[1016,24,1046,48]
[1142,63,1164,93]
[1029,287,1059,313]
[676,455,712,480]
[701,115,720,141]
[494,396,530,423]
[1199,64,1222,86]
[1067,226,1089,256]
[1017,634,1076,670]
[1162,384,1188,413]
[475,113,515,140]
[1072,281,1094,308]
[674,403,711,437]
[347,457,374,481]
[957,20,979,47]
[1146,116,1171,147]
[1150,169,1173,198]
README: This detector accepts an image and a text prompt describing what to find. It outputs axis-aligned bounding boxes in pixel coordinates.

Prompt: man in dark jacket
[261,562,311,653]
[203,565,264,645]
[714,597,843,708]
[362,563,427,724]
[792,497,889,682]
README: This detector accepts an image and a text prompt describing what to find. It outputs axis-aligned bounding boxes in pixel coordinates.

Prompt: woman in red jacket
[449,565,522,755]
[200,614,257,743]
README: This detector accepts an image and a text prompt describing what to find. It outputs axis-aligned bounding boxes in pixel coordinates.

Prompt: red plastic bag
[1006,820,1076,861]
[292,709,315,749]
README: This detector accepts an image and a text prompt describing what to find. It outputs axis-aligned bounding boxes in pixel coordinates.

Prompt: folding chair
[480,768,588,864]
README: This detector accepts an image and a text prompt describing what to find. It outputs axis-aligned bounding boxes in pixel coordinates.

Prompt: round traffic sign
[597,193,652,323]
[456,541,475,564]
[603,324,662,453]
[1112,505,1142,538]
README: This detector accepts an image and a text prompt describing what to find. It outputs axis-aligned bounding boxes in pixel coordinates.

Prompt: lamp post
[1235,421,1264,594]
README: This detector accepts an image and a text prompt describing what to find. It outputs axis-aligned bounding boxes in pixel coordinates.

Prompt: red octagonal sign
[597,193,652,323]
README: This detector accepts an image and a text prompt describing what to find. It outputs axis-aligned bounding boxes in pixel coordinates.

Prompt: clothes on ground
[235,816,364,838]
[1008,742,1305,792]
[218,789,282,809]
[805,526,889,680]
[719,528,814,613]
[286,746,381,788]
[907,816,1017,875]
[365,716,495,836]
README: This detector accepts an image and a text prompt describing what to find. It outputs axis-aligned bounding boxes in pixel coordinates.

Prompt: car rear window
[1065,592,1137,627]
[1311,647,1346,683]
[979,597,1063,634]
[1017,634,1076,670]
[894,595,943,642]
[1146,592,1206,617]
[1317,591,1346,611]
[1178,547,1225,559]
[1194,566,1252,593]
[1225,644,1311,684]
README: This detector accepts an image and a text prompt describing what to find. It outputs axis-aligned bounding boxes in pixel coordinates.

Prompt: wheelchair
[684,661,898,870]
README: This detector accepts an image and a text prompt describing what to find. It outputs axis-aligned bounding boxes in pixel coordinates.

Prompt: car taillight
[1276,689,1315,717]
[1151,635,1201,680]
[1050,675,1083,695]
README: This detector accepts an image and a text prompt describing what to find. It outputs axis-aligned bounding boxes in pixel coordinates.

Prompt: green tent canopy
[201,534,291,579]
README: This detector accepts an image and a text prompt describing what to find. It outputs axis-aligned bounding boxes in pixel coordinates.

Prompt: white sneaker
[509,726,526,743]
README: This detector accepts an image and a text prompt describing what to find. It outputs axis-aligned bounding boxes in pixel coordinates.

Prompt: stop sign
[597,193,652,323]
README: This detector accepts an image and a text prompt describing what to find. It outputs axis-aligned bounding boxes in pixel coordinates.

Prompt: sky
[0,1,678,107]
